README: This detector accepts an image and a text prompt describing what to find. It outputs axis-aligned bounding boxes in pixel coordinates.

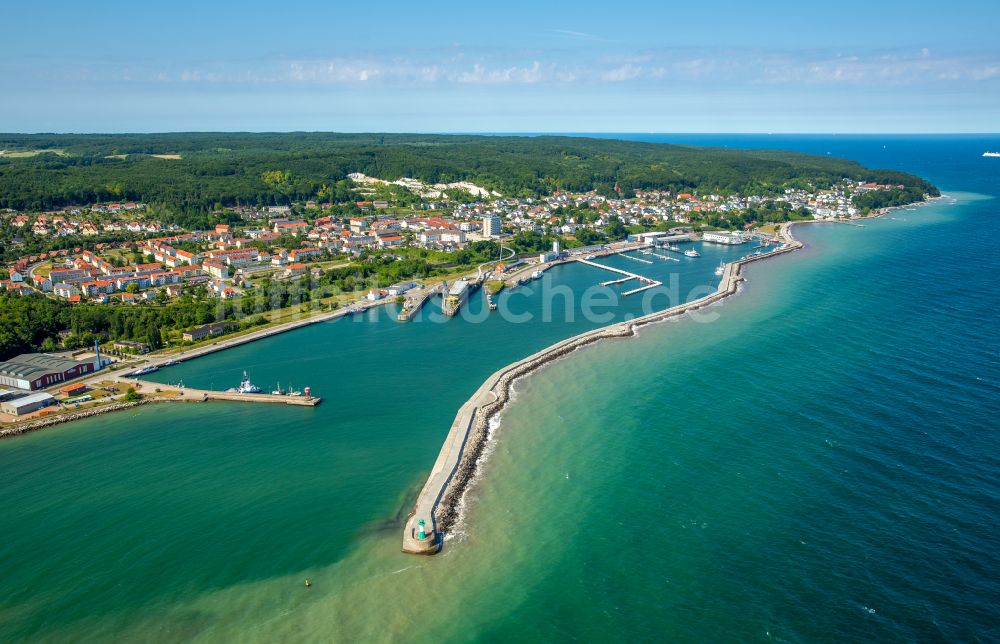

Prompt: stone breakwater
[402,228,804,554]
[433,323,635,535]
[0,400,153,440]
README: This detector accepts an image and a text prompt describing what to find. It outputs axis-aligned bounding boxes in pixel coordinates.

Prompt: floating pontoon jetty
[574,257,663,297]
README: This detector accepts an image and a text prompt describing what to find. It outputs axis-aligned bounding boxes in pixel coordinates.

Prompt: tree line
[0,134,938,213]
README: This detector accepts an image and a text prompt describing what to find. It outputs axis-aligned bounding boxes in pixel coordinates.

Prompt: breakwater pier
[402,226,803,555]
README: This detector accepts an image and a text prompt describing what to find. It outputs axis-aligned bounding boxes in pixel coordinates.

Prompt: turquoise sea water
[1,136,998,641]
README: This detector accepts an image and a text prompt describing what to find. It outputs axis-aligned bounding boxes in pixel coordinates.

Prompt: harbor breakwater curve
[402,224,805,554]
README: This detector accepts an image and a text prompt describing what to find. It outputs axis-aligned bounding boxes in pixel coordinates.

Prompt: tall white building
[483,215,502,238]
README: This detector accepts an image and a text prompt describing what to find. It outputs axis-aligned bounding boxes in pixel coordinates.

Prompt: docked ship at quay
[442,279,472,317]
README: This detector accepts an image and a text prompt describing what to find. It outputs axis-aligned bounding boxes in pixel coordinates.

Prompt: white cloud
[12,47,1000,89]
[601,64,641,82]
[455,61,545,83]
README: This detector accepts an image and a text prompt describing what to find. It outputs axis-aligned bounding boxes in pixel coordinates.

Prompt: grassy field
[0,149,67,158]
[104,153,181,160]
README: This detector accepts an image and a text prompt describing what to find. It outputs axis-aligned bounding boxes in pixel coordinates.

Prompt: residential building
[182,322,233,342]
[202,261,229,280]
[483,215,502,238]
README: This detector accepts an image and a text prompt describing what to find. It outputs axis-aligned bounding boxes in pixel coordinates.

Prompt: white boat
[531,270,543,279]
[714,261,725,276]
[237,371,262,394]
[684,249,700,258]
[983,151,1000,158]
[132,365,158,376]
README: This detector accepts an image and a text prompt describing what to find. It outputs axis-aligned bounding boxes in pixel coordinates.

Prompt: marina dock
[621,253,654,264]
[574,258,663,296]
[638,248,679,262]
[649,249,681,262]
[621,282,660,297]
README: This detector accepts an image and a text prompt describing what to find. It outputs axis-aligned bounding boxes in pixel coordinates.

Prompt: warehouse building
[0,354,97,391]
[1,392,57,416]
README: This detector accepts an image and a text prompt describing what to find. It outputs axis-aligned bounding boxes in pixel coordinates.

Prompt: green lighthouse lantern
[417,519,426,540]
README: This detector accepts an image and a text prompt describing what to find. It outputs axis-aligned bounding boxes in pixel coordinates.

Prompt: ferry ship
[237,371,262,394]
[684,249,701,258]
[132,365,158,376]
[984,152,1000,158]
[442,279,471,317]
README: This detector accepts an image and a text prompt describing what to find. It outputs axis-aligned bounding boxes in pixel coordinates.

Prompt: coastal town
[2,176,900,303]
[1,174,918,427]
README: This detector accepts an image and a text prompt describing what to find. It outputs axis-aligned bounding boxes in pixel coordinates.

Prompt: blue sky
[2,0,998,132]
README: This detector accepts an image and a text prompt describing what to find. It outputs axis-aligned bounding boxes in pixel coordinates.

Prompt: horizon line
[3,131,999,136]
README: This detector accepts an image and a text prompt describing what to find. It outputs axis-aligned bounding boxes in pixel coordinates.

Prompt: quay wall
[1,383,321,442]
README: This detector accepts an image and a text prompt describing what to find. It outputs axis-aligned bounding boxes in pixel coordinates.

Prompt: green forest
[0,133,938,214]
[852,186,932,212]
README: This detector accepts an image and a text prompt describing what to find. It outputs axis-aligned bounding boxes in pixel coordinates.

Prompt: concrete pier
[127,380,322,406]
[403,227,804,554]
[397,286,439,322]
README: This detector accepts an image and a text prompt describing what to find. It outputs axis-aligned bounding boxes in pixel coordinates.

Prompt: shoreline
[2,200,938,445]
[0,399,156,440]
[401,196,946,554]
